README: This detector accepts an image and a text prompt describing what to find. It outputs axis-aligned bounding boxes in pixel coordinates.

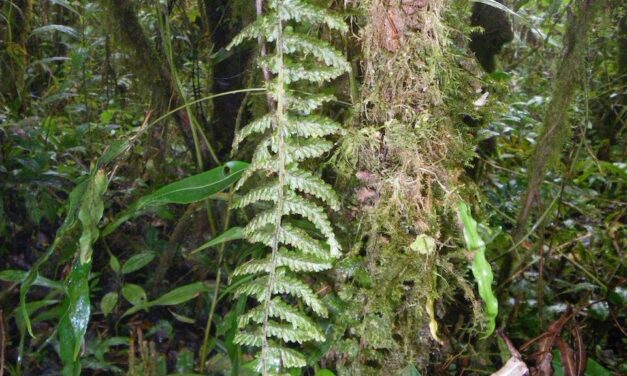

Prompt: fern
[227,0,349,373]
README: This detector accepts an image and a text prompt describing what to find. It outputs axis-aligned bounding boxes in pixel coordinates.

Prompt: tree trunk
[100,0,211,166]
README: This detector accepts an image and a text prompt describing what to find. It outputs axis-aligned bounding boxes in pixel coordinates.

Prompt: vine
[226,0,349,373]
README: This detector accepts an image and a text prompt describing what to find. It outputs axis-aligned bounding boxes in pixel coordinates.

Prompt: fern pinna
[227,0,349,373]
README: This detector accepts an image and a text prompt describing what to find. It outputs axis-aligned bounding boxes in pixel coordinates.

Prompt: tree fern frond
[282,32,350,71]
[285,139,334,163]
[233,114,274,149]
[270,346,307,368]
[282,192,338,250]
[232,183,280,209]
[233,256,275,277]
[265,320,323,343]
[247,224,329,258]
[285,92,335,114]
[228,0,347,371]
[278,224,329,257]
[244,209,279,235]
[234,331,264,347]
[263,56,347,83]
[227,15,279,48]
[271,273,328,317]
[239,298,323,337]
[286,115,343,138]
[276,249,332,272]
[275,0,347,32]
[286,167,340,210]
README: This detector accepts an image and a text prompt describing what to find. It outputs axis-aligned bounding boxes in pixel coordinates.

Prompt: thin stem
[199,187,235,371]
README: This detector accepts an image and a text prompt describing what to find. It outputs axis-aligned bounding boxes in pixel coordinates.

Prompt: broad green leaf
[137,161,248,205]
[100,292,118,317]
[122,284,148,306]
[121,252,155,274]
[189,227,244,255]
[103,161,248,237]
[59,261,91,376]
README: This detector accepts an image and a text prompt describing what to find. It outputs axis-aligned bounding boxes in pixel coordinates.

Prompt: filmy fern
[227,0,349,373]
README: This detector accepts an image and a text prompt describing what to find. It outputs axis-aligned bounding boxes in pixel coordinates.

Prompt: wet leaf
[59,261,91,376]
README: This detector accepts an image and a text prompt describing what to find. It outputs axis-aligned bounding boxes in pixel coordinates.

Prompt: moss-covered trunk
[329,0,484,373]
[513,0,603,244]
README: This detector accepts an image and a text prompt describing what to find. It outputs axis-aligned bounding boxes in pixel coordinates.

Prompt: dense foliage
[0,0,624,375]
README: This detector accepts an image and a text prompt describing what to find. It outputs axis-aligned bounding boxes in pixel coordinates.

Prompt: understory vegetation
[0,0,624,375]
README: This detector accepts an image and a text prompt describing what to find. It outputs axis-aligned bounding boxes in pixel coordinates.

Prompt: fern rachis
[227,0,349,373]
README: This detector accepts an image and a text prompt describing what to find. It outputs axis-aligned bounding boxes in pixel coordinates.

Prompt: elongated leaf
[189,227,244,255]
[121,252,155,274]
[103,161,248,236]
[0,270,64,290]
[122,282,211,317]
[138,161,248,206]
[31,24,78,38]
[150,281,210,306]
[58,169,108,376]
[20,175,89,336]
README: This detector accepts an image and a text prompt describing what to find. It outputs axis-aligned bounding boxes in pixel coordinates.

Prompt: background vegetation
[0,0,624,375]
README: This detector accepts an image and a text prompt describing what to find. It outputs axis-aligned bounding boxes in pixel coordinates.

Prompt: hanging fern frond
[227,0,348,374]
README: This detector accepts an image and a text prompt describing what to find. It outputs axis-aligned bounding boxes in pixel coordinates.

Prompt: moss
[329,0,485,373]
